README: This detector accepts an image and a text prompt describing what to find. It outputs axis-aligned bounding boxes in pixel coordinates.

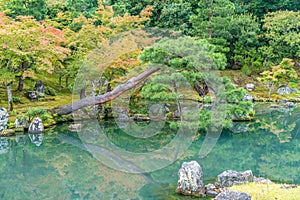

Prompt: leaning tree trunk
[6,83,13,112]
[52,67,160,115]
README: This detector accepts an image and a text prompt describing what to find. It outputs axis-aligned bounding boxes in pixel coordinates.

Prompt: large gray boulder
[0,108,9,132]
[35,80,45,97]
[26,91,38,101]
[28,117,44,133]
[214,190,251,200]
[176,161,205,197]
[277,85,297,95]
[217,170,253,187]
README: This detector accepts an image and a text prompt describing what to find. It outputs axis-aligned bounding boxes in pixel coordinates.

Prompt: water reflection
[0,138,10,154]
[28,134,43,147]
[1,105,300,199]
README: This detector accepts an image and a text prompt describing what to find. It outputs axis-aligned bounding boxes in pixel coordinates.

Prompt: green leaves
[261,11,300,64]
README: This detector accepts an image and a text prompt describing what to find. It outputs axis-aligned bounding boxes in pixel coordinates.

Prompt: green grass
[0,71,73,119]
[230,183,300,200]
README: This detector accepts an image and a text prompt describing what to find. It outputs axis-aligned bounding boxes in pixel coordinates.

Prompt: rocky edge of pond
[0,107,44,137]
[176,160,297,199]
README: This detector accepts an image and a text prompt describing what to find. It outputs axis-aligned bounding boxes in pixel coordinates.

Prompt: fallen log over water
[52,67,160,115]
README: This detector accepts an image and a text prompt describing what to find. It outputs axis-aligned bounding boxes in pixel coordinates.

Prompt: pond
[1,104,300,199]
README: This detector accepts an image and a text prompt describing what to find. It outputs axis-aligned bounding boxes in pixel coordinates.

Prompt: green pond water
[1,104,300,199]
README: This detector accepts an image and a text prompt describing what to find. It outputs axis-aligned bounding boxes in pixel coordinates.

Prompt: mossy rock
[0,129,15,137]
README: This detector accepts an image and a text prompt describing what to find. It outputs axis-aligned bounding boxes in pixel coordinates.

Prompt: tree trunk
[6,83,13,112]
[18,62,26,91]
[65,76,69,88]
[18,77,24,92]
[80,89,86,99]
[58,75,62,91]
[52,67,160,115]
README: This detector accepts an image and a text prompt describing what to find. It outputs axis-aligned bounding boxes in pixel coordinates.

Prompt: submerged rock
[230,123,249,134]
[28,117,44,133]
[217,170,253,187]
[0,108,9,132]
[68,124,82,132]
[214,190,251,200]
[176,161,205,197]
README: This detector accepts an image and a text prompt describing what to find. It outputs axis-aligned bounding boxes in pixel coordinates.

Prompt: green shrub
[17,107,53,123]
[45,86,57,96]
[12,97,21,103]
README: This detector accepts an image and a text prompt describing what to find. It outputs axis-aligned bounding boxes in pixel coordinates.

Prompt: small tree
[258,58,298,98]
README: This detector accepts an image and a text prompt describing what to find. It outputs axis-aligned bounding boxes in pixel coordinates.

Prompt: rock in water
[68,124,82,132]
[0,108,9,132]
[217,170,253,187]
[35,80,45,97]
[214,190,251,200]
[28,117,44,133]
[176,161,205,197]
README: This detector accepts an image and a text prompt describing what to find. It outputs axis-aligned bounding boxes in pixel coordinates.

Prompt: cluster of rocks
[244,83,300,103]
[176,161,274,199]
[26,80,45,101]
[0,107,44,137]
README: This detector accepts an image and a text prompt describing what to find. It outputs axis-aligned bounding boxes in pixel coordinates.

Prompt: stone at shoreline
[0,129,15,137]
[68,124,82,132]
[176,160,205,197]
[243,94,253,101]
[277,85,297,95]
[15,119,29,132]
[0,108,9,132]
[205,183,227,197]
[253,177,273,184]
[28,117,44,133]
[285,102,294,108]
[245,84,255,92]
[217,170,253,187]
[214,190,251,200]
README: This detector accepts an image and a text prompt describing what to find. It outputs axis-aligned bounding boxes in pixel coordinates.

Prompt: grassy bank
[230,183,300,200]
